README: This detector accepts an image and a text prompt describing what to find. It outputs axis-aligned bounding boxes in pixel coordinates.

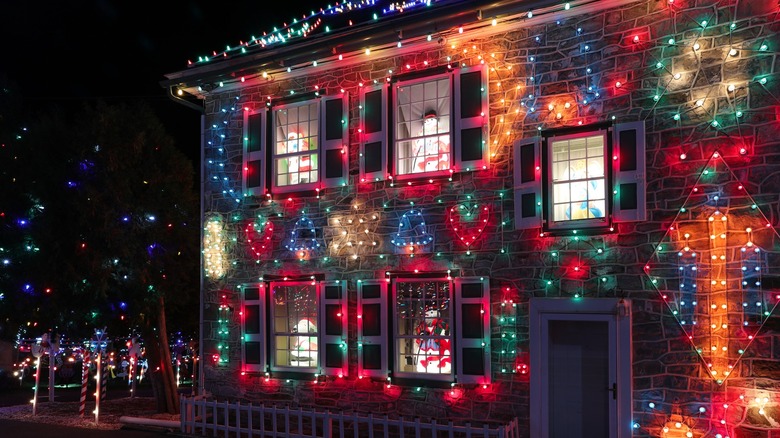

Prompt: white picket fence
[180,396,520,438]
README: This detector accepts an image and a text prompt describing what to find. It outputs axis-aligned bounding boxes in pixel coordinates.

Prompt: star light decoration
[645,152,780,384]
[328,204,381,260]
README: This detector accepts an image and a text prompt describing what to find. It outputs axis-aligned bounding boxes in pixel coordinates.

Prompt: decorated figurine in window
[415,309,451,373]
[411,110,450,173]
[564,159,604,220]
[291,318,317,365]
[286,132,312,184]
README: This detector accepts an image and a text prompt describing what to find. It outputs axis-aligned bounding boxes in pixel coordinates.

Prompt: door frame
[529,298,632,438]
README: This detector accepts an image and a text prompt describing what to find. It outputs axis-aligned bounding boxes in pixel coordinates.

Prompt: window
[359,66,489,182]
[394,75,452,176]
[357,276,490,384]
[513,121,646,232]
[273,101,320,188]
[240,280,347,376]
[243,93,348,196]
[395,278,453,376]
[271,282,319,370]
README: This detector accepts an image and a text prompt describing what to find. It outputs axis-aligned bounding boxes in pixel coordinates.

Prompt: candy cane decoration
[79,350,91,417]
[100,352,108,401]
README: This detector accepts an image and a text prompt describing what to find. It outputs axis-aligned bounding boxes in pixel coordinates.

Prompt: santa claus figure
[411,110,450,173]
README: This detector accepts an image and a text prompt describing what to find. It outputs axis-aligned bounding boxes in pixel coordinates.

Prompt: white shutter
[513,136,543,230]
[320,93,349,189]
[612,121,646,222]
[319,280,348,377]
[357,280,388,379]
[242,109,267,197]
[454,277,491,384]
[241,284,266,373]
[454,65,489,171]
[359,85,387,182]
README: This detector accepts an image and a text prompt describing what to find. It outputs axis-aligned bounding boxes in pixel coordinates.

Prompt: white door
[530,298,632,438]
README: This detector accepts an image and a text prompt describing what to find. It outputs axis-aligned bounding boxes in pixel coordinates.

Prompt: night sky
[1,0,323,163]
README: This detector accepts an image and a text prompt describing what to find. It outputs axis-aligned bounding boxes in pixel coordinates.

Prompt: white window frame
[546,129,610,230]
[271,100,321,193]
[392,73,454,180]
[269,280,320,373]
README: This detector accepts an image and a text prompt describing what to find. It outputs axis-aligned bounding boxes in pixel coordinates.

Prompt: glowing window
[549,132,607,224]
[271,283,318,369]
[394,75,451,176]
[273,101,319,188]
[394,279,452,376]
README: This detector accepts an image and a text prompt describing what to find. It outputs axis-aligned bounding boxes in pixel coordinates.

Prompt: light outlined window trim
[513,121,646,233]
[239,280,347,378]
[359,65,489,182]
[384,275,491,385]
[243,92,348,197]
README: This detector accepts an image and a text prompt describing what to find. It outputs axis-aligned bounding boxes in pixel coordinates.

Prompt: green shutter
[612,121,646,222]
[243,109,267,197]
[454,65,489,171]
[454,277,490,384]
[319,280,347,376]
[320,93,349,189]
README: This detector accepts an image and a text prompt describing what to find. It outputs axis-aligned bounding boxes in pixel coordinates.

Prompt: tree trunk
[141,296,179,414]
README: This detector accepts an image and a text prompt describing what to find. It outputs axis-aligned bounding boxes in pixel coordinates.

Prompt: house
[162,0,780,436]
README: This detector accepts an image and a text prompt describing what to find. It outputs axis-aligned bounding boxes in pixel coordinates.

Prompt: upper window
[549,131,607,225]
[513,121,646,232]
[273,102,320,188]
[394,75,452,176]
[243,93,348,197]
[359,65,489,183]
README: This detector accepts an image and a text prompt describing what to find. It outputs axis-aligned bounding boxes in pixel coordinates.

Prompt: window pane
[553,182,570,203]
[588,200,606,219]
[273,101,319,188]
[395,280,451,375]
[272,284,318,367]
[395,76,452,176]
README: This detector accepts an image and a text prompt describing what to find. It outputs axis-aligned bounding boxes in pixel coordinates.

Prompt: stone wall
[199,0,780,436]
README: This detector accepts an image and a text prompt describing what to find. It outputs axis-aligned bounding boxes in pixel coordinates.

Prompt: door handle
[607,382,617,400]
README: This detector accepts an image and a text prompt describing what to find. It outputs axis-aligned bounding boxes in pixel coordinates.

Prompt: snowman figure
[415,310,451,373]
[290,318,318,365]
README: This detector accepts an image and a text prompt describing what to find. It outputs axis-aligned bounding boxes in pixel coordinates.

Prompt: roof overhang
[161,0,639,108]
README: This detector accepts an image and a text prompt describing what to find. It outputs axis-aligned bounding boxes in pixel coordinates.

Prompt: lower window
[394,279,452,377]
[272,283,318,368]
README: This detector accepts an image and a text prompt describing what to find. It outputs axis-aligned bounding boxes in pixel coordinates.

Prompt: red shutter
[359,85,387,182]
[454,65,489,171]
[513,137,543,230]
[454,277,491,384]
[319,280,348,377]
[357,280,388,379]
[241,283,267,373]
[320,93,349,189]
[243,109,267,197]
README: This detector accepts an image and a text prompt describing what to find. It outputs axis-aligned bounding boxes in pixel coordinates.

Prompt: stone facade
[195,0,780,436]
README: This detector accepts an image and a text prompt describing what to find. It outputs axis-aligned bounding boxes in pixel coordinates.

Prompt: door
[530,298,631,438]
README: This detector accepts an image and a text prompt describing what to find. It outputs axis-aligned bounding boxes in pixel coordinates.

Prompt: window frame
[544,129,610,231]
[391,276,455,382]
[268,280,320,374]
[391,72,454,181]
[270,99,321,193]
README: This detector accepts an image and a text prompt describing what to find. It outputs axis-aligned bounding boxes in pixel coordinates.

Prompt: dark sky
[1,0,323,162]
